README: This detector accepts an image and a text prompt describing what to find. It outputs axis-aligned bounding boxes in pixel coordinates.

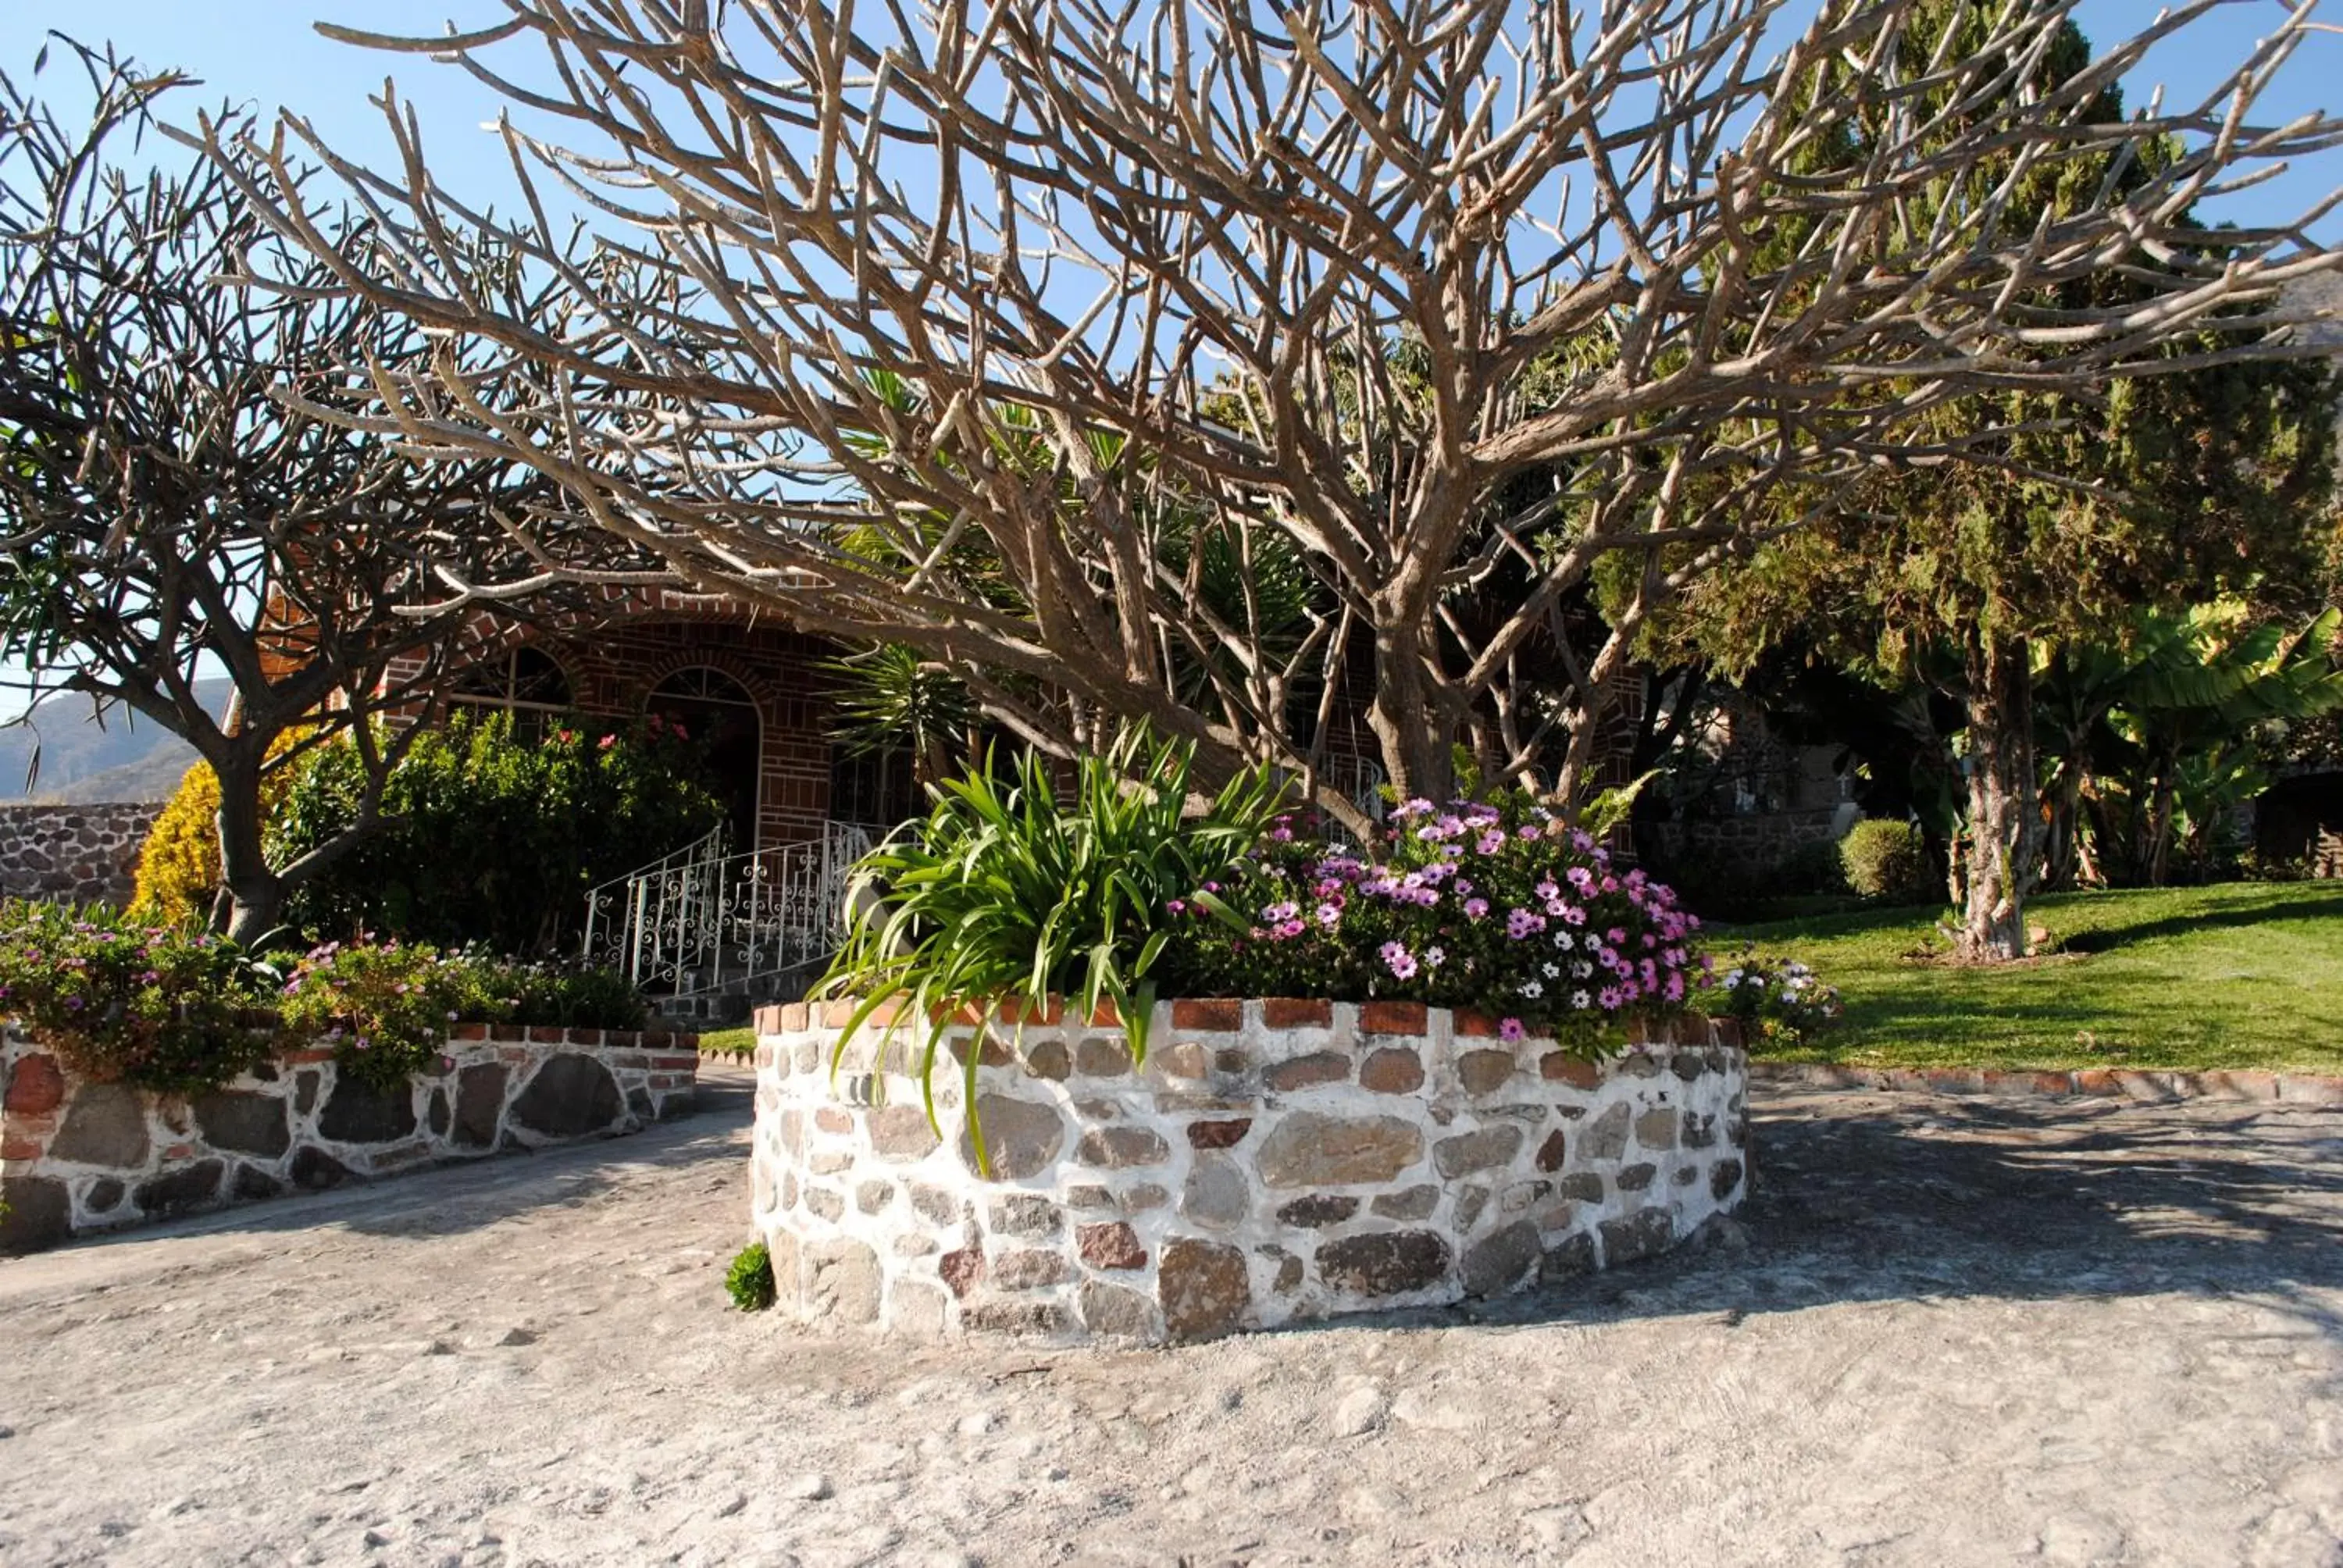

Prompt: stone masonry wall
[0,1025,700,1253]
[0,804,162,908]
[751,1000,1747,1344]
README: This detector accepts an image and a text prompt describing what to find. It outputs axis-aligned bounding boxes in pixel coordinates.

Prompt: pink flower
[1379,941,1419,981]
[1497,1017,1525,1042]
[1464,898,1489,919]
[1476,832,1506,855]
[598,733,618,750]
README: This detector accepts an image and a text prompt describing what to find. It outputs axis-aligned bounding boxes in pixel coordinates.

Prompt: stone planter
[0,1025,700,1253]
[751,998,1746,1344]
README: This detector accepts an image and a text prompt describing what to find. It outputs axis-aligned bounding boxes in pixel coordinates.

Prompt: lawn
[1724,880,2343,1074]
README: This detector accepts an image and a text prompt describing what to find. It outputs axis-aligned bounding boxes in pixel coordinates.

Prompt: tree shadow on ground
[1456,1091,2343,1342]
[2055,894,2343,953]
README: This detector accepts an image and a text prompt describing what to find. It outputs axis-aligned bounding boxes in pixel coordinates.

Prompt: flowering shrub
[276,943,651,1089]
[0,901,273,1093]
[0,901,650,1096]
[1708,950,1843,1042]
[1160,796,1713,1050]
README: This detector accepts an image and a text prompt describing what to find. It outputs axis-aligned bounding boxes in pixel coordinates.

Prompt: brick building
[401,592,915,856]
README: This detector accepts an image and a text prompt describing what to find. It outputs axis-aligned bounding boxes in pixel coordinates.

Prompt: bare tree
[201,0,2343,828]
[0,42,612,939]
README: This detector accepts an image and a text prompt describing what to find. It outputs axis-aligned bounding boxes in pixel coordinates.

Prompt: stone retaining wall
[1,1025,700,1253]
[751,1000,1747,1344]
[0,803,161,908]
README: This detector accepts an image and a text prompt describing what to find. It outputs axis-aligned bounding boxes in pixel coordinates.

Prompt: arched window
[648,667,762,850]
[448,647,573,743]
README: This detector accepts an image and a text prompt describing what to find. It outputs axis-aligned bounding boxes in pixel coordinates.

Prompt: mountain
[0,682,227,803]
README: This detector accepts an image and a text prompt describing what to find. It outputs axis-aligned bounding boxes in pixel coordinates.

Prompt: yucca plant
[811,726,1286,1173]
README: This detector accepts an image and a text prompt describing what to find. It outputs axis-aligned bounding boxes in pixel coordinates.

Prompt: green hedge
[272,711,723,955]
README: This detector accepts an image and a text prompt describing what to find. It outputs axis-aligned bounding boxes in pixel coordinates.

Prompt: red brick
[1708,1017,1742,1050]
[1261,997,1332,1029]
[2207,1070,2281,1102]
[449,1022,490,1042]
[1453,1009,1499,1039]
[1172,999,1242,1032]
[1084,997,1122,1028]
[4,1053,66,1116]
[652,1054,699,1071]
[2,1129,45,1161]
[2073,1069,2121,1097]
[822,1000,860,1028]
[1360,1000,1426,1036]
[751,1003,784,1036]
[780,1003,810,1032]
[279,1047,336,1065]
[2033,1072,2076,1095]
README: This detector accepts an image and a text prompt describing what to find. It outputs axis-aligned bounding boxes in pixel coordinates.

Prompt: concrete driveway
[2,1066,2338,1566]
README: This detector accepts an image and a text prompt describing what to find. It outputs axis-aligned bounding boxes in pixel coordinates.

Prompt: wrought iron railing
[581,821,873,1000]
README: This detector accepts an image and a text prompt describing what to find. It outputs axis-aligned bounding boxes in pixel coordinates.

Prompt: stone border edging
[1749,1060,2343,1107]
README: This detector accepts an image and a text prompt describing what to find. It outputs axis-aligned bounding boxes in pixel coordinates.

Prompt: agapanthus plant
[1159,796,1714,1051]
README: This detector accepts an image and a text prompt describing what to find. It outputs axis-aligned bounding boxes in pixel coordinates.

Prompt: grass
[697,1027,755,1058]
[1724,880,2343,1074]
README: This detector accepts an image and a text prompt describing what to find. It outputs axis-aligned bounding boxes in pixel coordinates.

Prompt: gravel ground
[3,1067,2341,1567]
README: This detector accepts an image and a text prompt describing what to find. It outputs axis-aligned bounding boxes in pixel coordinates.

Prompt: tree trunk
[1957,635,2043,963]
[211,752,288,944]
[2042,756,2088,892]
[1366,622,1454,807]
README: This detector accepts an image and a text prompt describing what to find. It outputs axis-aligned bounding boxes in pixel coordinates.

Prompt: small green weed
[726,1240,776,1312]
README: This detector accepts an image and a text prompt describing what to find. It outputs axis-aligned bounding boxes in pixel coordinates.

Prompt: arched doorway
[648,667,762,851]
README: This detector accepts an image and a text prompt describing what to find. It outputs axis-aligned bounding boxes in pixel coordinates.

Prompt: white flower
[1542,961,1560,978]
[1519,979,1544,999]
[1425,946,1446,968]
[1552,931,1576,951]
[1571,989,1591,1009]
[1571,960,1594,979]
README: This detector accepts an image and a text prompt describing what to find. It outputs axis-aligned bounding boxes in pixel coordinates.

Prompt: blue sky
[1,0,2338,721]
[3,0,2334,232]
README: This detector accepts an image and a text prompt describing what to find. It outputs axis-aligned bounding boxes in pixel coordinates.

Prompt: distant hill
[0,682,227,803]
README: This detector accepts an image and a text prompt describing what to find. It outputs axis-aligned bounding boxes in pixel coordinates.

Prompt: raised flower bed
[750,998,1745,1343]
[0,1025,699,1253]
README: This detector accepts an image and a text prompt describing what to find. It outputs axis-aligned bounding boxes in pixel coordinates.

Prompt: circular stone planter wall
[749,1000,1746,1343]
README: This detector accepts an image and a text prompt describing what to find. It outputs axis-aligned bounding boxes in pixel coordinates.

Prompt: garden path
[2,1069,2341,1566]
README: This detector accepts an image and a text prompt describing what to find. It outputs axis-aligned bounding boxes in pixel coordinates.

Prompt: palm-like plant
[811,727,1286,1172]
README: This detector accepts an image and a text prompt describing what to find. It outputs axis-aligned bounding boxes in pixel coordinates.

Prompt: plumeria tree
[0,45,616,939]
[195,0,2343,831]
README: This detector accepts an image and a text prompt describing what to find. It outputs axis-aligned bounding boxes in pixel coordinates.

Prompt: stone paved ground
[2,1069,2341,1567]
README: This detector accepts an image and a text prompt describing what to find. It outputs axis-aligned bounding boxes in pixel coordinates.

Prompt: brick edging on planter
[1749,1060,2343,1107]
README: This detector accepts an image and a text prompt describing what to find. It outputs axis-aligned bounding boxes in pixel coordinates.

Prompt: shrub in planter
[276,940,501,1089]
[811,728,1287,1168]
[1710,949,1844,1043]
[276,943,651,1089]
[0,901,275,1093]
[272,712,724,953]
[1838,818,1937,904]
[1161,796,1711,1049]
